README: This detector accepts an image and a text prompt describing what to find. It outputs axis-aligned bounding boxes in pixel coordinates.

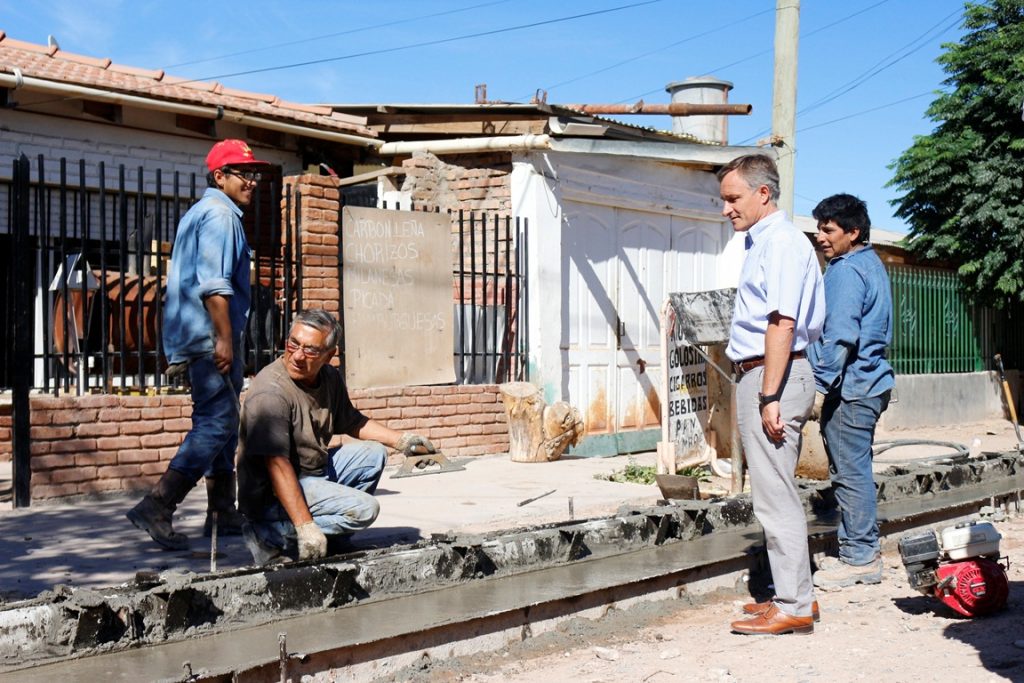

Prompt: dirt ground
[389,423,1024,683]
[405,514,1024,683]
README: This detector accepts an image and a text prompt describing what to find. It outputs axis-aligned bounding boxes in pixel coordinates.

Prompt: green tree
[890,0,1024,306]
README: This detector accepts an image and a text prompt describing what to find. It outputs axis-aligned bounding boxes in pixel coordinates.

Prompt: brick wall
[0,171,514,502]
[289,174,342,315]
[400,151,512,216]
[0,384,509,501]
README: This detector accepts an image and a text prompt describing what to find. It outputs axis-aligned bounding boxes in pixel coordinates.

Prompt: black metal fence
[2,154,296,395]
[2,155,529,395]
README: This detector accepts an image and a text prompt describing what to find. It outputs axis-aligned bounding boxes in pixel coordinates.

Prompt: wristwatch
[758,390,782,407]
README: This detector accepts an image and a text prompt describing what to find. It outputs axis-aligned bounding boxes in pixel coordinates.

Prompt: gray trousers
[736,358,815,617]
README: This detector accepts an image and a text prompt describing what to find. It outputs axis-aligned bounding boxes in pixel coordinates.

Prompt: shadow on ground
[892,579,1024,679]
[0,498,424,601]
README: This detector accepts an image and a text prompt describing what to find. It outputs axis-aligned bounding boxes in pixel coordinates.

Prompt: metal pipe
[565,103,751,116]
[379,134,551,156]
[0,72,382,149]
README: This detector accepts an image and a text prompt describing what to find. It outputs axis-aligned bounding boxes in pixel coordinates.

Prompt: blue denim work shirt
[726,211,825,362]
[163,188,251,363]
[807,244,895,400]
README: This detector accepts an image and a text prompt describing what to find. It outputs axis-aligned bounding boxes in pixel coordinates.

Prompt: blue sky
[1,0,965,232]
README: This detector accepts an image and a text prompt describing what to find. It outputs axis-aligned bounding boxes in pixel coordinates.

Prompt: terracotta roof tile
[0,31,377,140]
[276,100,333,116]
[162,74,220,92]
[3,36,57,56]
[219,85,276,103]
[107,62,164,80]
[58,51,112,69]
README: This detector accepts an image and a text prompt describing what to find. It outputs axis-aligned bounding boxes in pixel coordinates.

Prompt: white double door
[564,201,725,455]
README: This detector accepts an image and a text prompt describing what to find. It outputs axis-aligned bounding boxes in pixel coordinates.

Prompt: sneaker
[813,555,882,590]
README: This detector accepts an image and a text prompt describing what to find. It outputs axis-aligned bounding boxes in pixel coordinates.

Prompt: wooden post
[499,382,583,462]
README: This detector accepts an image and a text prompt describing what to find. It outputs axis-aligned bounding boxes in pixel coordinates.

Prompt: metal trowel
[391,448,466,478]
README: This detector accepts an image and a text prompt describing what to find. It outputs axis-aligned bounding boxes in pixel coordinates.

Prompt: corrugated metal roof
[0,31,377,139]
[327,102,712,144]
[794,214,906,248]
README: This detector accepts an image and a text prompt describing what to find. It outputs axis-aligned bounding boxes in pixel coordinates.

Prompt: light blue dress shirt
[806,244,895,399]
[726,210,825,362]
[163,188,252,363]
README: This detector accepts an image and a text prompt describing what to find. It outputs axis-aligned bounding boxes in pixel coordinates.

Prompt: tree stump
[499,382,584,462]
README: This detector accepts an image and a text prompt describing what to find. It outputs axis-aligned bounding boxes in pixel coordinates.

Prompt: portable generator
[898,520,1009,617]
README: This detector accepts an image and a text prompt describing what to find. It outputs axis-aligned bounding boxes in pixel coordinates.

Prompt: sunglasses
[222,168,262,182]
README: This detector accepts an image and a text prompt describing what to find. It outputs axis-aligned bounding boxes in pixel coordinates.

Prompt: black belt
[733,351,805,377]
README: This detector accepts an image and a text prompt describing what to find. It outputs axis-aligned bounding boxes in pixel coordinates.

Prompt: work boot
[126,469,194,550]
[203,473,245,537]
[813,555,883,590]
[242,522,286,566]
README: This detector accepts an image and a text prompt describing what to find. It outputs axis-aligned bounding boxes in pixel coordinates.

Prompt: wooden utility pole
[772,0,800,217]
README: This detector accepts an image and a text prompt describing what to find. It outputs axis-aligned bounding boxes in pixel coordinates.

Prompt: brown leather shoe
[731,603,814,635]
[742,599,820,622]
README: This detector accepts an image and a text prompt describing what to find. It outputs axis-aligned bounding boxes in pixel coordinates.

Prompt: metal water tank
[664,77,734,145]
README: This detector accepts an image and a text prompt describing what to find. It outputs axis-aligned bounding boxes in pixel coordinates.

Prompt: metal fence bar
[12,154,33,507]
[458,209,466,382]
[520,217,529,381]
[154,169,164,392]
[77,160,89,395]
[117,165,128,389]
[134,165,145,389]
[491,214,499,383]
[99,163,110,390]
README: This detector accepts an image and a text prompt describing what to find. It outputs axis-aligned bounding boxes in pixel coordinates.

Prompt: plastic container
[940,521,1001,560]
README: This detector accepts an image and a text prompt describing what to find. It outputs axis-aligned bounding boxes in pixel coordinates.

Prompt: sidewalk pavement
[0,418,1019,601]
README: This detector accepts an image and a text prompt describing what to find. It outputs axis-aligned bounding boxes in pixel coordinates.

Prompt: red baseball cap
[205,139,270,172]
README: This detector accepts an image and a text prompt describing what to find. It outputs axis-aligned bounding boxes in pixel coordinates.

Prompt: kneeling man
[237,308,435,564]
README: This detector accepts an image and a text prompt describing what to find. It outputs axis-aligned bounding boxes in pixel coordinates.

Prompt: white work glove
[395,433,437,456]
[295,521,327,561]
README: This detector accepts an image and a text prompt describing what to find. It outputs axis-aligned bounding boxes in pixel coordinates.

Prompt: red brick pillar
[284,174,341,316]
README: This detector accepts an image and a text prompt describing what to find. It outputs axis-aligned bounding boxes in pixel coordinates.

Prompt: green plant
[594,460,712,485]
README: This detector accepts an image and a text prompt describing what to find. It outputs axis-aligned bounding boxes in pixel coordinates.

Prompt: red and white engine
[898,520,1009,617]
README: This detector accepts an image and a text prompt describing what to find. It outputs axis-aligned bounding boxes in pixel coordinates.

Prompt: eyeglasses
[285,338,328,358]
[222,168,262,182]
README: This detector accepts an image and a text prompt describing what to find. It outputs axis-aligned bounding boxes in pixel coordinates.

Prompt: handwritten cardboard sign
[341,206,454,388]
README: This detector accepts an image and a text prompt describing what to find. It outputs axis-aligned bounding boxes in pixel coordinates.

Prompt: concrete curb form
[1,451,1020,676]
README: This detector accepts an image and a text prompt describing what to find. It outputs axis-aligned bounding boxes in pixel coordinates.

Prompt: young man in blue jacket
[127,139,267,550]
[807,194,895,589]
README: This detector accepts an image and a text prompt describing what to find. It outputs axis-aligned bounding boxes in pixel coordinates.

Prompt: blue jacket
[163,188,251,363]
[807,244,894,400]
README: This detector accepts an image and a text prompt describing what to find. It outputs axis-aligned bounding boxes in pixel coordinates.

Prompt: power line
[162,0,513,70]
[735,8,961,145]
[512,6,773,102]
[614,0,895,104]
[27,0,662,109]
[796,90,935,134]
[184,1,663,87]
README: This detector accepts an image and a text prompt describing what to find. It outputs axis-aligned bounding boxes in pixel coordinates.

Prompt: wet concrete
[1,451,1020,680]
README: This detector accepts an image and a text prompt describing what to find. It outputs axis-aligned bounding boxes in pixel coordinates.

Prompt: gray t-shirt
[237,358,368,517]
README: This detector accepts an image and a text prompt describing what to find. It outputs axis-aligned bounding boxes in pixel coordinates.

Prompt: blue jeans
[819,391,891,565]
[167,352,242,481]
[254,441,387,549]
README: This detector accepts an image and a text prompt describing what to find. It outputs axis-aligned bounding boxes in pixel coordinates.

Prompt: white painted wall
[512,150,743,452]
[0,109,301,194]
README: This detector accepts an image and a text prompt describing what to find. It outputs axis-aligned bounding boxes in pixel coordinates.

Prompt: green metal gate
[889,265,984,374]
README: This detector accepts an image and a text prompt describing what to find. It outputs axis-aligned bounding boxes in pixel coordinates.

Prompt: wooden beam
[372,120,545,136]
[331,166,407,187]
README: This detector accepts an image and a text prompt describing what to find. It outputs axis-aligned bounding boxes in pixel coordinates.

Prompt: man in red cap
[127,139,269,550]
